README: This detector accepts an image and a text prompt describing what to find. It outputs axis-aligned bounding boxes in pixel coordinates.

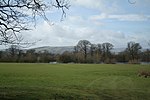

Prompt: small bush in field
[128,59,140,64]
[104,58,116,64]
[138,70,150,78]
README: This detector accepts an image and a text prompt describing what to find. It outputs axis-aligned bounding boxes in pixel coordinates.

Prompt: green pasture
[0,63,150,100]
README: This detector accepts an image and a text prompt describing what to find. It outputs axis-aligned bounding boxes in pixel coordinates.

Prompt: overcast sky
[2,0,150,49]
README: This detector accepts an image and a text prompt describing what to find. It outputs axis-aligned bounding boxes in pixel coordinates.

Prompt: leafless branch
[52,0,70,21]
[0,0,70,45]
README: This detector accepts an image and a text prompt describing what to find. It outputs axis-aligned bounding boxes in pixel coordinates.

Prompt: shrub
[128,59,140,64]
[138,70,150,78]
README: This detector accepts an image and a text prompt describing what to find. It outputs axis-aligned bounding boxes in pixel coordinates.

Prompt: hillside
[1,46,149,54]
[31,46,74,54]
[29,46,126,54]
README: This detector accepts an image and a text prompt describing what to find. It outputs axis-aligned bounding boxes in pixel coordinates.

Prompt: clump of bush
[104,58,116,64]
[128,59,140,64]
[138,70,150,78]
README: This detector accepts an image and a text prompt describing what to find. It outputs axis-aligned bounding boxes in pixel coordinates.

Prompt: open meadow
[0,63,150,100]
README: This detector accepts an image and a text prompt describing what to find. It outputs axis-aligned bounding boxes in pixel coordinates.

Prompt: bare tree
[76,40,91,61]
[126,41,142,63]
[95,43,102,62]
[90,44,97,57]
[0,0,70,45]
[7,45,19,57]
[102,42,113,62]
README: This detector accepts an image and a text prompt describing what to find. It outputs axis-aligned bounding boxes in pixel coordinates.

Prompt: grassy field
[0,63,150,100]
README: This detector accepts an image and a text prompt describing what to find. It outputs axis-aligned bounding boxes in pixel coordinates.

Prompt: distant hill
[29,46,126,54]
[30,46,75,54]
[1,46,149,54]
[111,48,126,53]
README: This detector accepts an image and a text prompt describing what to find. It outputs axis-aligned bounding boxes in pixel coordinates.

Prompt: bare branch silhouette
[0,0,70,45]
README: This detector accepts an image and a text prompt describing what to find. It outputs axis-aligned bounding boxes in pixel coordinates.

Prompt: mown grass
[0,63,150,100]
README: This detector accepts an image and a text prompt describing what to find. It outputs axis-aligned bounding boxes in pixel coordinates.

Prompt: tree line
[0,40,149,64]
